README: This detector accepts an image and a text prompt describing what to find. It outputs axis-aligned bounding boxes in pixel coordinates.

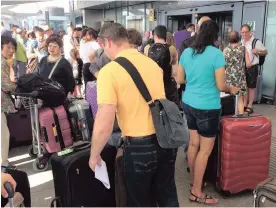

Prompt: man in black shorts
[241,24,267,113]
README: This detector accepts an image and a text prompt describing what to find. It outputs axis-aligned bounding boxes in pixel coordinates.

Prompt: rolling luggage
[7,109,32,147]
[115,147,127,207]
[254,68,263,104]
[254,177,276,207]
[86,81,120,132]
[1,168,31,207]
[220,93,235,116]
[50,142,117,207]
[205,95,272,194]
[66,99,93,141]
[86,81,98,118]
[39,106,73,153]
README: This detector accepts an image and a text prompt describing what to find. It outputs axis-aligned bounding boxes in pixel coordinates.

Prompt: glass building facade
[114,2,154,34]
[262,0,276,100]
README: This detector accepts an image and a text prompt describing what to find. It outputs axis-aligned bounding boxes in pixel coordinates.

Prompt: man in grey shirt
[89,48,110,78]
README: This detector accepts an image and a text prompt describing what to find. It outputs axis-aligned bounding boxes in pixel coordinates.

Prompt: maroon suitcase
[215,95,272,194]
[39,106,73,153]
[7,109,32,147]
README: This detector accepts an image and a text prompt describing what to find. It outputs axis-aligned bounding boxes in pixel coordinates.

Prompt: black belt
[124,134,157,145]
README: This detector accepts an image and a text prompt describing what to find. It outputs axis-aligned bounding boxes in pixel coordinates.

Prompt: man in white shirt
[241,24,267,113]
[79,28,101,92]
[63,26,75,60]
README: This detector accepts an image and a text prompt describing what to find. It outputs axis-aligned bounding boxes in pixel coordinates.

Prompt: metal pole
[45,11,50,26]
[34,103,42,156]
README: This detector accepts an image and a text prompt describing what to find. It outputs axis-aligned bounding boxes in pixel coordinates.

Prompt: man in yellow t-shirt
[89,23,179,207]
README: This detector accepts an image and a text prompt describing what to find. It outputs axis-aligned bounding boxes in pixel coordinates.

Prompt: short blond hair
[70,48,79,58]
[166,32,175,47]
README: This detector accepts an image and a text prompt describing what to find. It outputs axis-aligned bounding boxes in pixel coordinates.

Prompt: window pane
[126,4,145,33]
[145,3,151,32]
[262,1,276,98]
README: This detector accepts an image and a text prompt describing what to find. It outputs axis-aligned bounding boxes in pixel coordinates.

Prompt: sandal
[190,182,208,191]
[245,107,254,114]
[189,192,219,205]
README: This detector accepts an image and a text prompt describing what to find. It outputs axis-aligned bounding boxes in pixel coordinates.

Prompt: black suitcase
[50,142,117,207]
[65,99,93,141]
[1,168,31,207]
[220,93,235,116]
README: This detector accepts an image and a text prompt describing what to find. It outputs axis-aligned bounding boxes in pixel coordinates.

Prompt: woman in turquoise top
[177,20,239,205]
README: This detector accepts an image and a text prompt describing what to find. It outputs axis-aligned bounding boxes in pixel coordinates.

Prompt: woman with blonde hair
[166,32,178,84]
[69,48,83,97]
[166,32,176,47]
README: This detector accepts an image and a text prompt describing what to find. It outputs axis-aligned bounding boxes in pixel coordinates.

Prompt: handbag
[114,57,189,148]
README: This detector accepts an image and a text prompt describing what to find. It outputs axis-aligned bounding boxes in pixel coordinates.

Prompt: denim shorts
[182,103,221,138]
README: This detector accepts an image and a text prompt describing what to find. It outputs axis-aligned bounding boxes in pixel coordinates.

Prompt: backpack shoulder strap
[252,38,258,49]
[114,57,153,105]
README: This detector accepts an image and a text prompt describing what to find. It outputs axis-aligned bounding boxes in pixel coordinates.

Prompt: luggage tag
[57,148,74,156]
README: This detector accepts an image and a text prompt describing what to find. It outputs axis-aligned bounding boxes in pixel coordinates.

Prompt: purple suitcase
[86,81,98,118]
[39,106,73,153]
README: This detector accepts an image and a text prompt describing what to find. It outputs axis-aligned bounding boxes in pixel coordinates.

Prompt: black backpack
[148,43,180,108]
[16,73,66,107]
[252,38,266,66]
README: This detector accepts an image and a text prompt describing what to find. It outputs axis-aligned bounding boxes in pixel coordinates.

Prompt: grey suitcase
[254,177,276,207]
[254,67,263,104]
[66,98,93,141]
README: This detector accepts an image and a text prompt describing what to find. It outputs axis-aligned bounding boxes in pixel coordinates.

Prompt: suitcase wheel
[215,181,231,198]
[33,157,49,172]
[28,145,37,158]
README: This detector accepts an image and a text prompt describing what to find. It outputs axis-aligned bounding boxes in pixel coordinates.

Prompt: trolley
[12,91,49,171]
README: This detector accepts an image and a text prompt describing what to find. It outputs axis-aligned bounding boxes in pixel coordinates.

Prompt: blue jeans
[123,135,179,207]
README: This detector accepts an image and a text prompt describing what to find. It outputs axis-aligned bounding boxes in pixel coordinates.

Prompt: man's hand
[89,154,102,172]
[251,49,258,55]
[1,173,16,198]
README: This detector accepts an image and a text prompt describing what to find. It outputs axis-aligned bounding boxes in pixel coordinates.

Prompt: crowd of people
[1,15,267,206]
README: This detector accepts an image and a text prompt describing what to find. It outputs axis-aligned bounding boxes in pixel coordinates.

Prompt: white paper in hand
[95,159,110,189]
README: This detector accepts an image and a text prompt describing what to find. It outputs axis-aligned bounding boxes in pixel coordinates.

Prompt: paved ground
[8,104,276,207]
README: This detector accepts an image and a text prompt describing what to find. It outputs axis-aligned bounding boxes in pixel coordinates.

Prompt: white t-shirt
[63,35,74,60]
[80,40,101,64]
[241,36,266,65]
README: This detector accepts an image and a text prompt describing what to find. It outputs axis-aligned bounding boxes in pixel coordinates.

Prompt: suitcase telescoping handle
[4,182,14,208]
[234,89,248,117]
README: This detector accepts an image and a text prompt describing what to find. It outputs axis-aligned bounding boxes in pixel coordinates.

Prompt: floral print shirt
[1,55,16,113]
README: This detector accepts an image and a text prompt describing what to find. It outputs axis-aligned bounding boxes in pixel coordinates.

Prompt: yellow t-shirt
[144,44,178,65]
[97,49,165,137]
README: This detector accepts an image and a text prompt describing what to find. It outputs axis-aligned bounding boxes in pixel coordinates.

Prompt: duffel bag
[15,73,66,107]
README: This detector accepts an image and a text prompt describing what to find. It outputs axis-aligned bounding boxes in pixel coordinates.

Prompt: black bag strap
[114,57,154,106]
[71,141,91,151]
[51,107,65,149]
[252,38,258,49]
